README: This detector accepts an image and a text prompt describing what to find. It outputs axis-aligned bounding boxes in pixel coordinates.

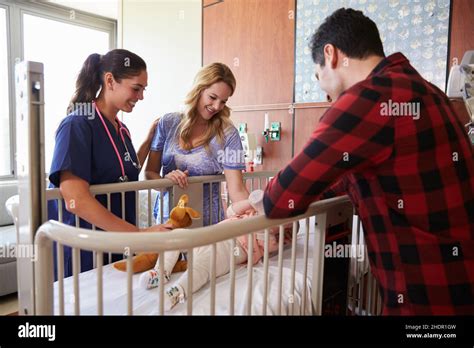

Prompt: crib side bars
[312,212,327,315]
[39,181,355,316]
[301,218,310,315]
[276,225,284,315]
[246,232,254,315]
[262,228,270,315]
[229,238,237,315]
[289,221,298,315]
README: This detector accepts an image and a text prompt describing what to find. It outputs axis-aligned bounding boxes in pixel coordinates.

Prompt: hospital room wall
[449,0,474,68]
[203,0,474,169]
[119,0,202,174]
[203,0,296,171]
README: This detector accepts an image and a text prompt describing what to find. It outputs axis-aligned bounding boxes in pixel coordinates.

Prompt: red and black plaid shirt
[264,53,474,315]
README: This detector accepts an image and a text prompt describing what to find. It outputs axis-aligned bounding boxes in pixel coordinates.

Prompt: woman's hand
[165,169,189,189]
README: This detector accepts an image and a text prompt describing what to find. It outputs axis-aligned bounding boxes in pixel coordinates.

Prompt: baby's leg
[164,239,246,310]
[160,250,181,275]
[139,250,180,289]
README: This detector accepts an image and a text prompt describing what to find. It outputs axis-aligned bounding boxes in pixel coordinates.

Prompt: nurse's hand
[165,169,189,189]
[137,118,161,174]
[146,118,160,142]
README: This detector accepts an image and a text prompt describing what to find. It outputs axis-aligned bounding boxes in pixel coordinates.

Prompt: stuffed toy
[113,194,200,273]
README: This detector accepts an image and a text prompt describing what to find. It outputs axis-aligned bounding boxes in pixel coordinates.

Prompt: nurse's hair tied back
[69,49,146,111]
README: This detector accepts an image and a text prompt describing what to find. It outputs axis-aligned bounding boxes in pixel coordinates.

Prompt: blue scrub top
[47,109,139,278]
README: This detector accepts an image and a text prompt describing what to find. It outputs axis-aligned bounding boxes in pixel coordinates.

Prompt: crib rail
[31,171,382,316]
[36,192,354,316]
[46,171,275,229]
[37,196,350,253]
[346,217,383,316]
[44,171,275,199]
[40,171,280,315]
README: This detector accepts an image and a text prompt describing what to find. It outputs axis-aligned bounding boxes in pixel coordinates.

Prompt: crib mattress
[53,222,316,315]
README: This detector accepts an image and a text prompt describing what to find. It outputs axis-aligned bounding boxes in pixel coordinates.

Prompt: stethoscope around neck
[94,101,141,182]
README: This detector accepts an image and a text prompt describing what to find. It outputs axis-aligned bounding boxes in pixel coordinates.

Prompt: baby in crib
[138,189,292,310]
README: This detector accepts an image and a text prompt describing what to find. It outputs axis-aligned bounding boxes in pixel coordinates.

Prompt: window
[23,14,110,171]
[0,7,10,176]
[0,1,115,179]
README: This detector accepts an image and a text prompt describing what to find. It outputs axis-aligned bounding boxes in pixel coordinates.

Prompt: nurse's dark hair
[309,8,385,67]
[69,49,146,109]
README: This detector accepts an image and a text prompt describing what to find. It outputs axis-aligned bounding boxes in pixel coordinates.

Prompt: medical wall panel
[230,107,293,171]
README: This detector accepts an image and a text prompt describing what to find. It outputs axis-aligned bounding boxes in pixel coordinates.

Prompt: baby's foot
[164,285,185,311]
[138,269,170,290]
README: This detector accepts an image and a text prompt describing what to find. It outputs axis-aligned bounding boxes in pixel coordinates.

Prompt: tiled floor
[0,293,18,315]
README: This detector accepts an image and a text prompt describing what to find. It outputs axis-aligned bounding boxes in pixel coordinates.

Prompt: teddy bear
[113,194,200,273]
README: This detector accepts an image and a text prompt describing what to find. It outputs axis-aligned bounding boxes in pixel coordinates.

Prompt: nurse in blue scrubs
[48,49,170,278]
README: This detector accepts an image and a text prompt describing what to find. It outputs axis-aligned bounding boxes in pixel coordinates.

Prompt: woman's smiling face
[197,81,232,122]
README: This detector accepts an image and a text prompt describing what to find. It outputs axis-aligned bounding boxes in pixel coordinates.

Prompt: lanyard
[94,102,138,182]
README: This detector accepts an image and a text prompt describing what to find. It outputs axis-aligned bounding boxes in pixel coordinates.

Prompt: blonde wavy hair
[178,62,236,151]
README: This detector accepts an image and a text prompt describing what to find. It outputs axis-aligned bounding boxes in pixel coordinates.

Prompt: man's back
[346,53,473,314]
[264,52,474,315]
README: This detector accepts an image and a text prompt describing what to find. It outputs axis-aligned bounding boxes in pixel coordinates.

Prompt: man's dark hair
[310,8,385,66]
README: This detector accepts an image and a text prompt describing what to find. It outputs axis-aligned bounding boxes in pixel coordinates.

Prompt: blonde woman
[145,63,249,226]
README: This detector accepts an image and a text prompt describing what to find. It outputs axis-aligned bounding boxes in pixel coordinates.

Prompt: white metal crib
[27,172,376,315]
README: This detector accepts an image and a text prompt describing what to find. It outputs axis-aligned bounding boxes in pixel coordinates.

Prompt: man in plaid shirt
[264,8,473,315]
